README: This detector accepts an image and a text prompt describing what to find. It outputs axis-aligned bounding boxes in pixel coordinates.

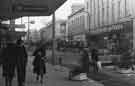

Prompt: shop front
[86,20,133,54]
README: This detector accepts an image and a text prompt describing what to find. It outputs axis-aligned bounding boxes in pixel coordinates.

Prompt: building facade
[85,0,135,54]
[40,20,67,42]
[71,4,85,14]
[68,6,87,42]
[59,21,68,40]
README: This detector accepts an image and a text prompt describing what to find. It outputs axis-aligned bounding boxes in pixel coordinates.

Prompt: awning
[1,24,25,28]
[4,31,26,40]
[0,0,67,20]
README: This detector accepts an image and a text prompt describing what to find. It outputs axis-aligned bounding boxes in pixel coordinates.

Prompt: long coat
[1,43,17,78]
[81,50,90,73]
[32,46,46,75]
[16,45,28,83]
[91,49,99,62]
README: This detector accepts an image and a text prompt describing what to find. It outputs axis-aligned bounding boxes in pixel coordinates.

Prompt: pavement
[87,69,135,86]
[0,55,104,86]
[1,49,135,86]
[46,50,135,86]
[99,68,135,85]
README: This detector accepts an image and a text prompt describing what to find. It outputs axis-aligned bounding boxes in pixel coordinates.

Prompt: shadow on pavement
[88,71,133,86]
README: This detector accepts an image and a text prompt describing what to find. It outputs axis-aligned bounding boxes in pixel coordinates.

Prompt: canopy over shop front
[0,0,67,20]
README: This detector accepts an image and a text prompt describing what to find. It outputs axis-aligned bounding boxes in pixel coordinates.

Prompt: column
[10,19,15,31]
[133,19,135,50]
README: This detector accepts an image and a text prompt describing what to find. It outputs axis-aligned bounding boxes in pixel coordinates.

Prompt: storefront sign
[111,24,123,31]
[90,21,132,34]
[2,24,26,28]
[12,4,49,12]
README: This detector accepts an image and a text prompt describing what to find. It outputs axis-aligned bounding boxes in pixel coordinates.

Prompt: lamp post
[20,17,35,41]
[28,16,30,41]
[52,12,56,65]
[26,16,35,42]
[21,17,23,24]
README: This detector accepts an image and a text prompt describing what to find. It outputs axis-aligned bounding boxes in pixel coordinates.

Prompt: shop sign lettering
[111,24,123,31]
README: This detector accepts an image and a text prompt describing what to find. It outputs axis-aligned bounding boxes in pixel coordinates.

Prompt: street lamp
[26,16,35,42]
[52,12,56,65]
[19,17,35,43]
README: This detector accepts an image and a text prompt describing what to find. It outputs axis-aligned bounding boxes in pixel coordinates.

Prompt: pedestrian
[91,48,99,72]
[16,39,28,86]
[80,48,90,76]
[1,41,17,86]
[32,44,47,83]
[58,56,62,65]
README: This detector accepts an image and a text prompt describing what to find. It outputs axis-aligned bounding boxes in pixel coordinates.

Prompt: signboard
[1,24,25,28]
[12,24,26,28]
[0,0,67,20]
[7,31,26,40]
[90,21,130,34]
[12,4,49,13]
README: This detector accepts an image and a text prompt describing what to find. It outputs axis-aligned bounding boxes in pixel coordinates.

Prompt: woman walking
[32,44,47,83]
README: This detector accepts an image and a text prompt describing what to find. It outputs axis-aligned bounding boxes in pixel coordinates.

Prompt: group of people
[80,48,99,75]
[69,47,99,79]
[0,39,47,86]
[1,39,27,86]
[0,37,100,85]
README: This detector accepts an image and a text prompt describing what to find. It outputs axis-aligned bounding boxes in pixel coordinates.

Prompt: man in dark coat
[1,42,17,86]
[16,39,28,86]
[81,48,90,76]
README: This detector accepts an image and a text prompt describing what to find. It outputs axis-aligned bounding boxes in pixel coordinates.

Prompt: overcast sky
[16,0,84,31]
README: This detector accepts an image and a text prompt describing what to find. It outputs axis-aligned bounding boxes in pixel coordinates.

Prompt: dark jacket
[33,45,46,58]
[16,45,28,66]
[81,50,90,73]
[91,49,99,62]
[32,45,46,74]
